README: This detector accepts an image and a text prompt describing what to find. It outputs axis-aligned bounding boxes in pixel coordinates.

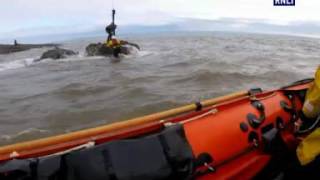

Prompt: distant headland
[0,40,59,54]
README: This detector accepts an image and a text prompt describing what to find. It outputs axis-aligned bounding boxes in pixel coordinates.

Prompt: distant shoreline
[0,43,59,54]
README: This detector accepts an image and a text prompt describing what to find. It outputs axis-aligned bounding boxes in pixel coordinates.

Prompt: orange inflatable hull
[184,91,300,179]
[0,80,312,179]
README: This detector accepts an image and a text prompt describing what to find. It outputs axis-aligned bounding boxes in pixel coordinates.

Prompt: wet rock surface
[35,47,78,61]
[85,41,140,56]
[85,43,112,56]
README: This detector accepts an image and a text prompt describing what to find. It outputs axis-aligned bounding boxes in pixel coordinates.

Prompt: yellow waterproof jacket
[297,66,320,165]
[297,128,320,165]
[302,66,320,118]
[106,39,121,48]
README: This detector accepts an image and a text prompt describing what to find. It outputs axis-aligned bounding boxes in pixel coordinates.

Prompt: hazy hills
[1,18,320,43]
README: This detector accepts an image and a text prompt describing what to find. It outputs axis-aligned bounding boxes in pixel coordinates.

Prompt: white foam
[122,49,153,59]
[1,128,49,141]
[59,55,107,62]
[136,50,153,57]
[0,55,91,72]
[0,49,151,72]
[0,58,37,72]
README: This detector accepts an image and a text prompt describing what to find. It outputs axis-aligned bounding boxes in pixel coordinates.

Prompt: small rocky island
[34,47,78,62]
[86,41,140,56]
[85,9,141,57]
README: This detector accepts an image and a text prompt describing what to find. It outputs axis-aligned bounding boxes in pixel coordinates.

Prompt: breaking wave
[0,128,50,144]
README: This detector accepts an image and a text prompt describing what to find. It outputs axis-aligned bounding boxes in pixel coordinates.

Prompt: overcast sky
[1,0,320,39]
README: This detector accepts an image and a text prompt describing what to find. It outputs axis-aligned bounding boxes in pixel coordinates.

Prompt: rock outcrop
[34,47,77,62]
[85,41,140,57]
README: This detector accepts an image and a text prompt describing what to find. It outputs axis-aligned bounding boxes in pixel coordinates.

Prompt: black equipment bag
[65,124,194,180]
[0,124,195,180]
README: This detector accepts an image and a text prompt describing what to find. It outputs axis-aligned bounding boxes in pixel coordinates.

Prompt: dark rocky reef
[86,43,126,56]
[85,41,140,56]
[34,47,78,62]
[0,43,59,54]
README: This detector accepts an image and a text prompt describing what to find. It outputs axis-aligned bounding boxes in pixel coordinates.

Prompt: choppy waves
[0,128,50,145]
[0,51,152,73]
[0,58,35,72]
[0,32,319,145]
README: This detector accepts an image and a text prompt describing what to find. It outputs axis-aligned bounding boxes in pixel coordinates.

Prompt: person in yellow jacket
[106,38,121,48]
[105,38,122,57]
[297,66,320,166]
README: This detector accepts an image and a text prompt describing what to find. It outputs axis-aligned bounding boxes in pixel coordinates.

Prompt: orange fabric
[106,38,121,48]
[184,91,301,179]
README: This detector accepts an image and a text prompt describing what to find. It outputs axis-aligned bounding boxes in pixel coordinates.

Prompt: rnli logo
[274,0,295,6]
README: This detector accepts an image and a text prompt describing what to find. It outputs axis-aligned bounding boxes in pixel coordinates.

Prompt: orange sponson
[183,89,303,180]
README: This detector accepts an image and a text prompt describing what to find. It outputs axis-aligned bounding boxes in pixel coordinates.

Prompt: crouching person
[296,66,320,166]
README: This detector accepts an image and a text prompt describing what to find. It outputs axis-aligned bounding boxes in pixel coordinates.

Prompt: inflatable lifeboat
[0,79,314,180]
